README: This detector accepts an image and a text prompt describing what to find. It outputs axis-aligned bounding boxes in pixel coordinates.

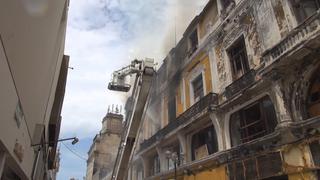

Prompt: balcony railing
[225,69,256,99]
[140,93,218,150]
[262,11,320,65]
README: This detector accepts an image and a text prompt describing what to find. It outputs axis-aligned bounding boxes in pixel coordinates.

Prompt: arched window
[230,96,278,147]
[307,67,320,118]
[191,125,218,160]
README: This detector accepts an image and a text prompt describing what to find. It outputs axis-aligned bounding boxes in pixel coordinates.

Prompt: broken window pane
[191,125,218,160]
[192,74,204,102]
[230,96,278,146]
[227,36,250,80]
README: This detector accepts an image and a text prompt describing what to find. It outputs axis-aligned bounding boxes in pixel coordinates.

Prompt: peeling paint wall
[198,0,219,40]
[183,165,227,180]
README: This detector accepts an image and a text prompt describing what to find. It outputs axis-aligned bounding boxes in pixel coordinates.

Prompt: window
[291,0,320,24]
[222,0,234,9]
[230,96,278,147]
[191,125,218,160]
[188,29,198,57]
[192,74,204,102]
[150,154,160,176]
[307,68,320,118]
[227,36,250,80]
[228,152,285,180]
[168,97,176,122]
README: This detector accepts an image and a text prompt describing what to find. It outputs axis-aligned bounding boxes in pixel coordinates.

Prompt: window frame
[229,96,278,147]
[227,36,250,80]
[188,29,199,57]
[191,74,205,103]
[190,125,219,161]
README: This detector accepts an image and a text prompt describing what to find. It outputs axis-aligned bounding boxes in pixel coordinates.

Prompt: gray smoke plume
[162,0,209,55]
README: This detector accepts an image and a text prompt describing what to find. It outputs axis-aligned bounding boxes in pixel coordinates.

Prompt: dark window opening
[222,0,234,9]
[168,97,176,122]
[307,68,320,118]
[150,154,160,176]
[227,36,250,80]
[192,74,204,102]
[228,152,284,180]
[310,92,320,103]
[230,96,278,146]
[188,29,198,56]
[291,0,320,24]
[310,140,320,166]
[191,125,218,160]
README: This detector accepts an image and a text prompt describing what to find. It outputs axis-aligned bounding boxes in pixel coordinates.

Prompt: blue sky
[58,0,208,179]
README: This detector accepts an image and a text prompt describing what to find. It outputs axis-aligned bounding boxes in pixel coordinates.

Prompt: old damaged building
[86,109,123,180]
[127,0,320,180]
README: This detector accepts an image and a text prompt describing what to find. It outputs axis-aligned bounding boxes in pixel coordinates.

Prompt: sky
[58,0,208,179]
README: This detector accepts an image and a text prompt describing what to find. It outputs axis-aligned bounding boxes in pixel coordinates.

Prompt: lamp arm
[31,137,77,147]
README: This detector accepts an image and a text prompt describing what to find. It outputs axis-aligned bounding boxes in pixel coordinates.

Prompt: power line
[61,142,87,161]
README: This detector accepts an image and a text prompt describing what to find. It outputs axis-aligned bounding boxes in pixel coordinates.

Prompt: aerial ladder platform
[108,58,155,180]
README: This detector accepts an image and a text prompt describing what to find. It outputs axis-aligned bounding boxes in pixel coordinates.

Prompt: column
[209,113,224,151]
[271,81,293,127]
[156,147,167,172]
[177,133,187,164]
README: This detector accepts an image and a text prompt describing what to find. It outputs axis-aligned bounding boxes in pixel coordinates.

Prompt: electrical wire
[61,142,87,161]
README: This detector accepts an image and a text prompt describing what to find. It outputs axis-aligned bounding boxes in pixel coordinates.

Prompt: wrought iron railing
[140,93,218,150]
[225,69,256,99]
[262,11,320,65]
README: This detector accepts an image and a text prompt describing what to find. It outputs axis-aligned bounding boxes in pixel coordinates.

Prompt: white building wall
[0,0,69,179]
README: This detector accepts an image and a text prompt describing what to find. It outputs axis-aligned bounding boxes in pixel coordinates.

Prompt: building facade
[86,110,123,180]
[128,0,320,179]
[0,0,70,179]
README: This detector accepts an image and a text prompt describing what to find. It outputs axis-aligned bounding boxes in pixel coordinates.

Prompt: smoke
[162,0,209,55]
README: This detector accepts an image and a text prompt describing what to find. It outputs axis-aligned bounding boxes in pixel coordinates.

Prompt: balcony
[262,11,320,66]
[140,93,218,151]
[225,69,256,99]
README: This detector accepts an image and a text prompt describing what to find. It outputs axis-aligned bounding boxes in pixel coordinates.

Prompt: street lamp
[165,150,184,180]
[31,137,79,147]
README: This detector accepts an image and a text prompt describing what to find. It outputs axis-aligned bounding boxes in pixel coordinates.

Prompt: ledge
[140,93,218,151]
